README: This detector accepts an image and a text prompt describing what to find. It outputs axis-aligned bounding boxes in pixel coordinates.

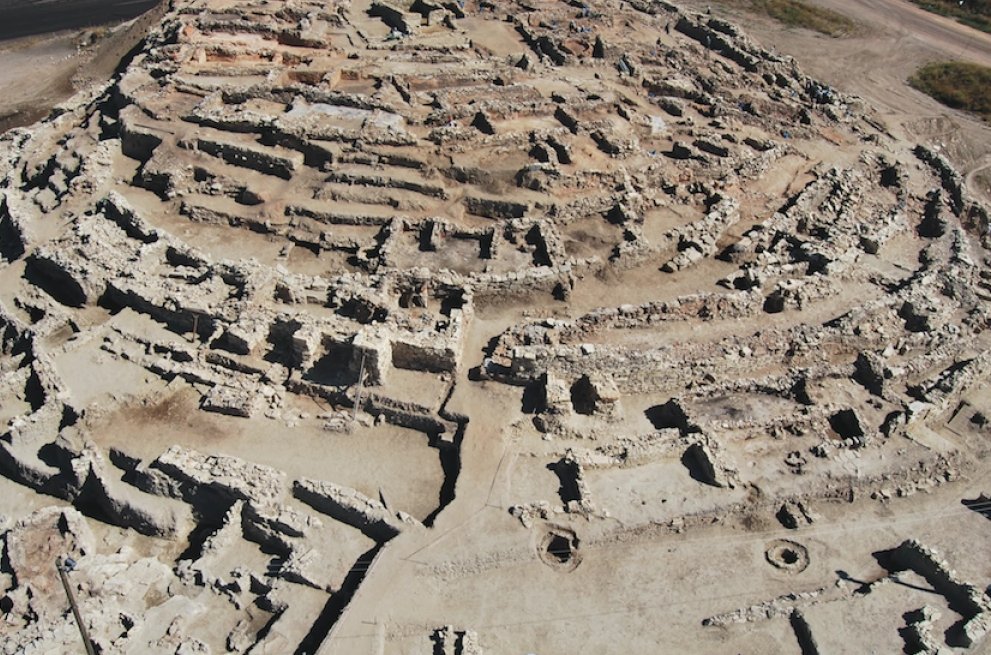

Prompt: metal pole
[56,559,97,655]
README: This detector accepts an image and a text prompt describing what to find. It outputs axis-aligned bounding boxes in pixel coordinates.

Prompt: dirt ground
[0,0,990,653]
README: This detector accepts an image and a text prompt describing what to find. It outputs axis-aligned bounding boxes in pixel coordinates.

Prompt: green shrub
[909,61,991,121]
[909,0,991,34]
[748,0,857,36]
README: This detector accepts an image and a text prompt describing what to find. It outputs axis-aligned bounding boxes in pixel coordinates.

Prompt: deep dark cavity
[547,458,582,505]
[23,256,87,308]
[546,534,572,563]
[644,399,696,434]
[829,409,864,439]
[569,375,597,415]
[293,544,381,655]
[424,435,462,527]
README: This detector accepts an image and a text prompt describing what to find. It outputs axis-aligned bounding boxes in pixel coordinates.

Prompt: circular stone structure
[765,539,810,573]
[537,526,583,572]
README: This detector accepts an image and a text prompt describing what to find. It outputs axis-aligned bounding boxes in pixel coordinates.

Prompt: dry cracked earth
[1,0,991,653]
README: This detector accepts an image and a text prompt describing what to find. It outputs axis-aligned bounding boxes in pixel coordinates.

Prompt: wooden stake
[56,559,97,655]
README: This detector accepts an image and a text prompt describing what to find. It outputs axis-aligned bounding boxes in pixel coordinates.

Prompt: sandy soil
[0,34,79,130]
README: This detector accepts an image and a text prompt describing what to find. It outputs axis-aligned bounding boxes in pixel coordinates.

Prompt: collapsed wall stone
[890,539,991,647]
[150,446,288,504]
[902,606,952,655]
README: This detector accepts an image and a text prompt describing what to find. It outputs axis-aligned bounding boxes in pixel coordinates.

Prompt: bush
[908,0,991,34]
[749,0,857,36]
[909,61,991,121]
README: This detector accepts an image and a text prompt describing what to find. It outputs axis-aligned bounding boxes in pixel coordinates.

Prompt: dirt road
[817,0,991,67]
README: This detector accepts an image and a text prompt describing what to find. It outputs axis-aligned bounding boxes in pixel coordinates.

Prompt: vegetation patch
[908,0,991,34]
[741,0,857,36]
[909,61,991,122]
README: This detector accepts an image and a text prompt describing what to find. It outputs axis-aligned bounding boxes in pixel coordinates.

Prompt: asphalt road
[0,0,159,41]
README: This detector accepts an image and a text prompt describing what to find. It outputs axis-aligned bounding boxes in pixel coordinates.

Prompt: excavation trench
[295,544,382,655]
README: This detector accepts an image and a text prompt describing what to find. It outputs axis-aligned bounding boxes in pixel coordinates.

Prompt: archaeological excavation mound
[1,0,990,652]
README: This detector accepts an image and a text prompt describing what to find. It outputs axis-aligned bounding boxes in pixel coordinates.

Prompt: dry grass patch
[909,61,991,122]
[908,0,991,34]
[739,0,857,36]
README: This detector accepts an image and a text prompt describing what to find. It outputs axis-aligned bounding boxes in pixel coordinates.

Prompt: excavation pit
[538,527,582,572]
[765,539,809,573]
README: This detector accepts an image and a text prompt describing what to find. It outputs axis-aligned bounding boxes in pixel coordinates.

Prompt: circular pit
[765,539,809,573]
[537,527,582,572]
